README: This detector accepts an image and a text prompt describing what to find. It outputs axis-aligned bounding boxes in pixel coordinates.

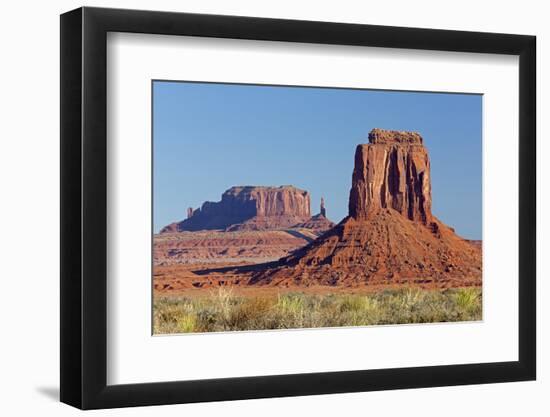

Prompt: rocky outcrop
[161,186,311,233]
[244,129,482,288]
[228,195,337,233]
[292,198,335,234]
[320,197,327,217]
[159,222,179,233]
[368,128,424,145]
[349,129,431,224]
[293,214,335,234]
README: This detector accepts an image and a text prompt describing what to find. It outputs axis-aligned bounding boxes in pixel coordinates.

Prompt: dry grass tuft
[153,287,482,334]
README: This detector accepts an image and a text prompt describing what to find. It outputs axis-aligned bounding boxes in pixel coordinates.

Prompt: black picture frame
[60,6,536,410]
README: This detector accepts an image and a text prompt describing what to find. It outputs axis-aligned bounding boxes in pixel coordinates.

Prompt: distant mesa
[160,186,334,233]
[248,128,482,288]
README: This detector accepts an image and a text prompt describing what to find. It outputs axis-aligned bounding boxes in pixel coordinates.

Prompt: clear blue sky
[153,81,482,239]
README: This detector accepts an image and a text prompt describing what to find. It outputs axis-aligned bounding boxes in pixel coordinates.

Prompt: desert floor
[153,231,482,334]
[153,286,482,334]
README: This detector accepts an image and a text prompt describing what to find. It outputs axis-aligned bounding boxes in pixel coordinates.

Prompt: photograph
[152,81,483,334]
[1,1,541,413]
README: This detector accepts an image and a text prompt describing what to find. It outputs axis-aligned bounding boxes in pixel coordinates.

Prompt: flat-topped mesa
[223,186,310,218]
[161,185,311,232]
[349,129,432,223]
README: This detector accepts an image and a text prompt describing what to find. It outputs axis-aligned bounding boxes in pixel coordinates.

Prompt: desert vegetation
[153,287,482,334]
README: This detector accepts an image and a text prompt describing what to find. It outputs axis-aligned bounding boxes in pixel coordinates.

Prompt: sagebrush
[153,287,482,334]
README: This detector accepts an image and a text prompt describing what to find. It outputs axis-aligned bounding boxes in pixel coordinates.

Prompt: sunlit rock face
[349,129,431,224]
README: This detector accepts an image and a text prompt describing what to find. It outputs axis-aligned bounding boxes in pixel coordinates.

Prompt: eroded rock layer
[154,229,315,266]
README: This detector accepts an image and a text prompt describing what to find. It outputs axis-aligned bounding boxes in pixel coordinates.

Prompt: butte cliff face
[349,129,431,223]
[248,129,482,288]
[161,185,312,232]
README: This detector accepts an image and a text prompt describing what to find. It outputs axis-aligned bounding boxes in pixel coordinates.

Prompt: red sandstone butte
[349,128,431,223]
[248,129,482,288]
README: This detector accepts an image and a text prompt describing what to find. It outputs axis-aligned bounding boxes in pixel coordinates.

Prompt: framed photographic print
[60,6,536,409]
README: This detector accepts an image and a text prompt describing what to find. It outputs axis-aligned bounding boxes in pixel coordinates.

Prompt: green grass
[153,287,482,334]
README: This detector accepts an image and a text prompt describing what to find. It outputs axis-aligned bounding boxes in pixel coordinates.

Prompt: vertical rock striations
[349,129,431,224]
[233,185,311,218]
